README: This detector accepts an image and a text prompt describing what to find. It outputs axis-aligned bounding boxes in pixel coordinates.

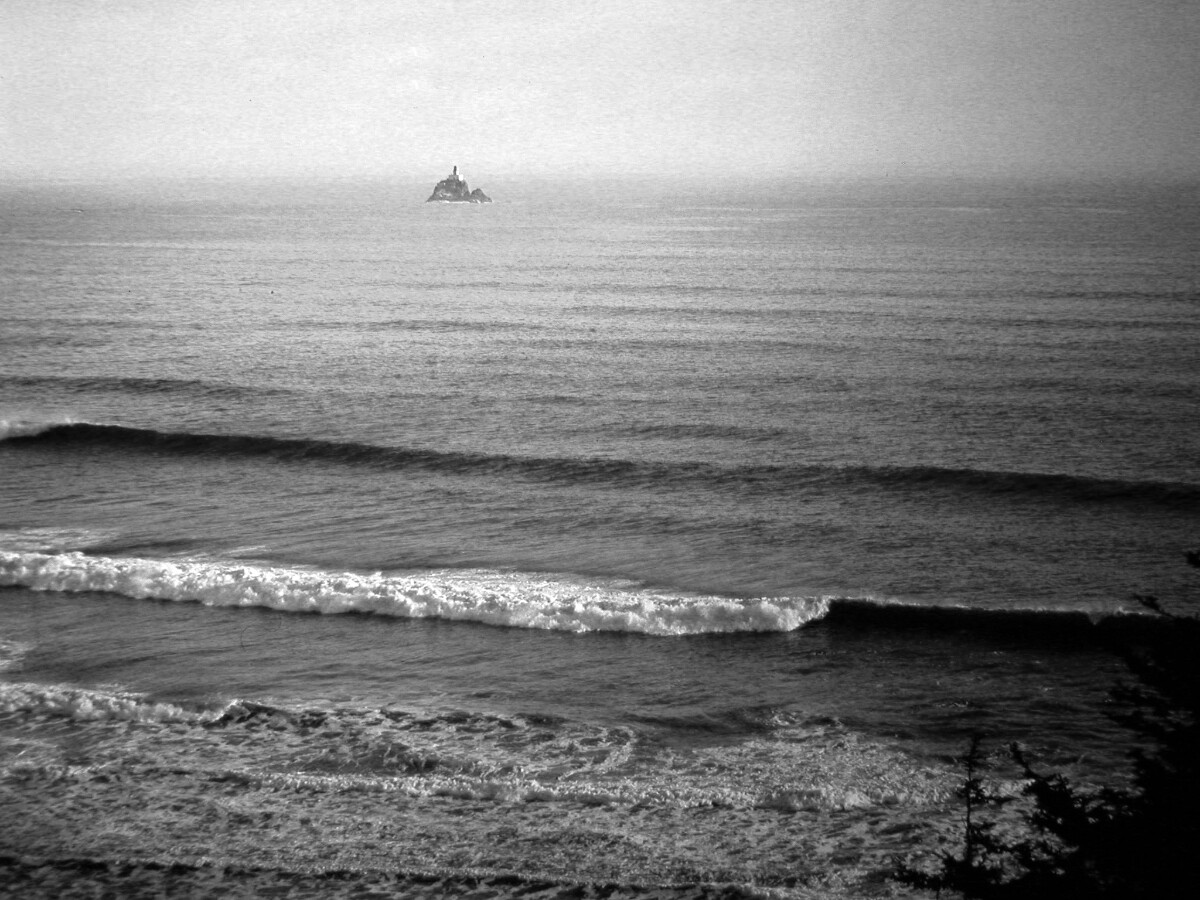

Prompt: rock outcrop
[426,166,492,203]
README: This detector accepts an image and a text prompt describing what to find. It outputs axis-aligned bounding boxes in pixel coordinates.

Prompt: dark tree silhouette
[894,551,1200,899]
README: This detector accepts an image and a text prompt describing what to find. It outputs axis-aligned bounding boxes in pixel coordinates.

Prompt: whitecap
[0,549,832,636]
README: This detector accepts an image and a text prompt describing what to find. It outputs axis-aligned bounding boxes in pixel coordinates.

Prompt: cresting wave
[0,548,1161,641]
[5,421,1197,507]
[0,416,79,442]
[0,550,825,636]
[824,596,1166,642]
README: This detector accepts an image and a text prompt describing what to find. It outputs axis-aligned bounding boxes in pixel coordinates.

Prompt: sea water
[1,176,1197,896]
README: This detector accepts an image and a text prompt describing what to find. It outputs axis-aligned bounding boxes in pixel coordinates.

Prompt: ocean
[1,175,1197,898]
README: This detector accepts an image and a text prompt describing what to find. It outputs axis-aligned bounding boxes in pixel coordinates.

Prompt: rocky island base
[426,166,492,203]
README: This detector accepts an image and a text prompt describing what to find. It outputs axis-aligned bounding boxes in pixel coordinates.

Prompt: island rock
[426,166,492,203]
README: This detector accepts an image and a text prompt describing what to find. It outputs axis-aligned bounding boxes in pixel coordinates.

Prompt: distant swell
[0,374,282,401]
[5,421,1197,508]
[0,550,827,636]
[844,464,1200,507]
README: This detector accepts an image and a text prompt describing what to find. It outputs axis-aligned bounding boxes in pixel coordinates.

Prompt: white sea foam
[0,415,74,441]
[0,527,119,554]
[0,549,829,635]
[181,724,953,811]
[0,639,34,672]
[0,679,950,810]
[0,681,194,723]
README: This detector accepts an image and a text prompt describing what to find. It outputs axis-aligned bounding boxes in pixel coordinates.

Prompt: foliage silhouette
[894,551,1200,899]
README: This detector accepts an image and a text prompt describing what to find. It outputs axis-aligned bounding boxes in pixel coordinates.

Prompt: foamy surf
[0,549,830,636]
[0,681,194,724]
[0,680,953,812]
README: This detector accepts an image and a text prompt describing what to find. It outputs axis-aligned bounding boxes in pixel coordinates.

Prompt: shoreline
[0,766,952,899]
[0,855,772,900]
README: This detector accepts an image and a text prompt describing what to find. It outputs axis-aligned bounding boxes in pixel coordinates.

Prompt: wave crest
[0,416,78,441]
[0,550,828,636]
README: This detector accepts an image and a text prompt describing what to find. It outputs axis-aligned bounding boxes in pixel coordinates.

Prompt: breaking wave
[0,549,827,636]
[0,547,1163,641]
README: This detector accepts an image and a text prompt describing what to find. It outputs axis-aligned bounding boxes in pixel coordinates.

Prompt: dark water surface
[2,176,1197,896]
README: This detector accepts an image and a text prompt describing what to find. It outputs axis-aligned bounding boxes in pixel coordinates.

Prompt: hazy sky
[3,0,1199,180]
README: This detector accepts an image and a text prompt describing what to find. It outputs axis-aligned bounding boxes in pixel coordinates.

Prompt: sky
[3,0,1199,181]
